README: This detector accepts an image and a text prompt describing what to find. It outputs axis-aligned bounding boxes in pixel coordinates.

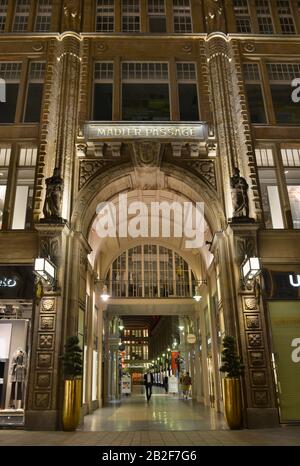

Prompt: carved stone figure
[230,167,251,221]
[42,168,64,222]
[63,0,81,32]
[205,0,226,34]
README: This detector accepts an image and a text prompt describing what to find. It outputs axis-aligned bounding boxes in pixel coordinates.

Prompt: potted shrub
[61,335,83,431]
[220,335,244,429]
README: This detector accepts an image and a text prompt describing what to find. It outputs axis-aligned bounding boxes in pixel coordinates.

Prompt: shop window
[96,0,114,32]
[93,62,113,120]
[148,0,166,32]
[35,0,52,32]
[255,0,274,34]
[122,62,170,120]
[276,0,295,35]
[0,146,11,230]
[244,63,267,124]
[0,0,8,32]
[12,147,37,230]
[173,0,192,33]
[122,0,140,32]
[177,63,199,121]
[0,62,22,124]
[13,0,30,32]
[282,150,300,228]
[233,0,252,33]
[24,62,45,123]
[267,63,300,124]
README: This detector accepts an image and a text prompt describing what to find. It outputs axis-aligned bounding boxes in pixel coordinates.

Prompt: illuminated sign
[85,122,207,140]
[289,274,300,288]
[0,277,17,288]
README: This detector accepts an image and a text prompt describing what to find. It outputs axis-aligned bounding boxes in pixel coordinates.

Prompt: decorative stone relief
[38,334,54,349]
[243,42,256,53]
[253,390,269,407]
[79,159,113,189]
[245,314,260,330]
[132,142,161,167]
[251,371,267,386]
[185,160,217,190]
[247,332,262,348]
[36,373,52,388]
[40,316,55,331]
[34,392,51,409]
[37,353,53,369]
[248,351,265,367]
[42,299,55,312]
[182,44,192,54]
[244,297,258,310]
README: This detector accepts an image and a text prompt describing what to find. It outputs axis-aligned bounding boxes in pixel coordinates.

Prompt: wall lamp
[241,257,262,283]
[34,257,56,286]
[101,284,110,302]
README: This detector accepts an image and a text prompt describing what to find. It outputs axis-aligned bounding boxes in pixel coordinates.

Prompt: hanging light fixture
[101,284,110,302]
[34,257,56,285]
[241,257,262,283]
[193,285,202,302]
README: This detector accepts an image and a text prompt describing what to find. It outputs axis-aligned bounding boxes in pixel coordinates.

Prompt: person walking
[181,371,192,400]
[144,370,154,402]
[163,374,169,394]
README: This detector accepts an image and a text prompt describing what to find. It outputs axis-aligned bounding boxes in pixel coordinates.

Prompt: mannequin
[10,348,27,410]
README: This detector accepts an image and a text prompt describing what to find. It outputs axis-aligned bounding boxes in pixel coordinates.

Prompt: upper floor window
[243,63,267,124]
[93,62,113,120]
[0,146,11,229]
[148,0,166,33]
[24,62,45,123]
[96,0,114,32]
[173,0,192,33]
[0,62,22,123]
[13,0,30,33]
[281,148,300,229]
[233,0,252,33]
[122,62,170,120]
[35,0,52,32]
[267,63,300,124]
[176,63,199,121]
[276,0,296,35]
[0,0,8,33]
[122,0,140,32]
[255,0,274,34]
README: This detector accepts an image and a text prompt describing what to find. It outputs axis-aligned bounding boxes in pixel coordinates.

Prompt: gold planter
[223,378,243,429]
[62,379,82,431]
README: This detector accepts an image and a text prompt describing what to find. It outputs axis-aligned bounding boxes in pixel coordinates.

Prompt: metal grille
[243,63,260,82]
[0,62,22,81]
[255,0,274,34]
[281,148,300,167]
[19,147,38,167]
[277,0,295,34]
[29,62,45,81]
[0,0,8,33]
[35,0,52,32]
[267,63,300,82]
[96,0,114,32]
[122,62,169,81]
[122,0,140,32]
[0,146,11,167]
[233,0,252,33]
[94,62,114,81]
[176,63,196,81]
[148,0,165,14]
[255,148,274,167]
[173,0,192,33]
[13,0,30,32]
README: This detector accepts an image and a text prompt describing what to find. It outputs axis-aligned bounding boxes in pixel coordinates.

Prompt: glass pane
[178,83,199,121]
[285,169,300,229]
[149,16,166,32]
[93,83,113,120]
[122,83,170,121]
[0,84,19,123]
[245,84,267,123]
[258,169,284,229]
[0,168,8,229]
[24,83,43,123]
[270,85,300,125]
[12,167,35,230]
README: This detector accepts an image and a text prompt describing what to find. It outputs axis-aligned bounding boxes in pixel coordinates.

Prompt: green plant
[220,336,244,378]
[61,336,83,379]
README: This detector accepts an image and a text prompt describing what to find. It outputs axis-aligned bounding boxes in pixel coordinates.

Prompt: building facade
[0,0,300,430]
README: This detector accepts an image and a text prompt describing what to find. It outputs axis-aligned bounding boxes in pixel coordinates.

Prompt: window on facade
[0,62,22,123]
[0,146,11,229]
[244,63,267,124]
[122,62,170,121]
[93,62,113,120]
[255,0,274,34]
[35,0,52,32]
[148,0,166,32]
[267,63,300,124]
[13,0,30,32]
[96,0,114,32]
[122,0,140,32]
[177,63,199,121]
[173,0,192,33]
[12,147,37,230]
[0,0,8,32]
[276,0,295,34]
[255,148,284,229]
[24,62,45,123]
[282,148,300,229]
[233,0,252,33]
